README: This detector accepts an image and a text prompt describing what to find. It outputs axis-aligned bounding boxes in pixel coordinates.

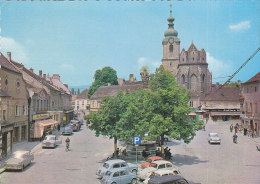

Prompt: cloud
[59,64,74,71]
[229,21,250,32]
[137,57,161,72]
[0,36,29,64]
[207,52,233,82]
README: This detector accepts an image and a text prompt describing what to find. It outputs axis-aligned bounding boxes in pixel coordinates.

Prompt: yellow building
[0,52,29,159]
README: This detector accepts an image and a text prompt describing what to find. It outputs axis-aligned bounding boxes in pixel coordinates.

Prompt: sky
[0,1,259,88]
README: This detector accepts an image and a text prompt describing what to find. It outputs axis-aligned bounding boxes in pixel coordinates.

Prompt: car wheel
[111,182,117,184]
[132,169,137,175]
[131,178,137,184]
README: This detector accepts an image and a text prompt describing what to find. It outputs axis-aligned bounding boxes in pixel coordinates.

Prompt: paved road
[168,120,260,184]
[0,117,114,184]
[1,117,259,184]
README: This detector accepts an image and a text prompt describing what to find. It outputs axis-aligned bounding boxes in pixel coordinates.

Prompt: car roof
[108,168,129,173]
[13,151,30,155]
[153,160,172,165]
[148,156,163,160]
[105,159,126,164]
[209,133,218,135]
[155,169,174,175]
[149,175,185,183]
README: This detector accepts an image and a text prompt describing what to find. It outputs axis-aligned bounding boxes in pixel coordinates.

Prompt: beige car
[4,151,34,171]
[143,169,181,184]
[138,160,180,181]
[42,135,62,148]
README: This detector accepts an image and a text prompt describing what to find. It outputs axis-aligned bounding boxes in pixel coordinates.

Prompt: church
[161,9,212,95]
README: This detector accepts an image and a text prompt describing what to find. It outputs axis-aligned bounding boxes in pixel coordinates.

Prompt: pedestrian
[57,124,60,132]
[230,124,233,132]
[244,128,247,136]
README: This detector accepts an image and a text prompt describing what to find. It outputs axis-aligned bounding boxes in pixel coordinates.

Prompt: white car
[42,135,62,148]
[143,169,181,184]
[208,133,221,144]
[138,160,180,181]
[4,151,34,171]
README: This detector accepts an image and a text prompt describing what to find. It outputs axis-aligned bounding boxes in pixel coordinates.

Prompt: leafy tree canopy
[88,67,118,98]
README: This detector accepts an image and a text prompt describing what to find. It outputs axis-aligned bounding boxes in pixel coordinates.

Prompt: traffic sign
[133,136,141,145]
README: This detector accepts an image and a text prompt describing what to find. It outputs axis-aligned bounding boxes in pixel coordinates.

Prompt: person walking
[230,124,233,132]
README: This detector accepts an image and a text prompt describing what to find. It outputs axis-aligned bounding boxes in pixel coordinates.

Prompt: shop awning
[210,111,240,116]
[34,119,58,138]
[189,112,197,116]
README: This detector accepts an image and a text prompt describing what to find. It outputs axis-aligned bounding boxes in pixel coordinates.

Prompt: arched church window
[190,74,197,92]
[201,74,205,93]
[169,44,173,53]
[182,75,185,84]
[192,57,194,61]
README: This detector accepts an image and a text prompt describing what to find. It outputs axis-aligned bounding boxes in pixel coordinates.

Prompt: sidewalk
[0,140,42,174]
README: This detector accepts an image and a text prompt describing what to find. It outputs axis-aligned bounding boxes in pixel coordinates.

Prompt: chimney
[39,70,42,78]
[52,74,60,81]
[30,68,34,73]
[7,52,11,61]
[238,80,241,86]
[43,74,46,80]
[64,84,68,88]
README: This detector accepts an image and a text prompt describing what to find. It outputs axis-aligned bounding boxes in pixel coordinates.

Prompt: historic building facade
[161,10,212,95]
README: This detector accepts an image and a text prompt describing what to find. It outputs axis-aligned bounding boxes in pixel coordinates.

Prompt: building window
[255,103,258,113]
[192,57,194,61]
[23,105,26,115]
[190,101,194,107]
[255,86,258,92]
[15,105,20,116]
[3,110,6,121]
[202,58,204,61]
[245,103,248,112]
[250,103,253,112]
[182,58,184,62]
[16,81,20,89]
[5,78,8,86]
[247,88,249,93]
[169,44,173,53]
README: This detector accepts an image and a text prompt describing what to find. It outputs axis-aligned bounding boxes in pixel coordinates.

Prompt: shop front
[63,108,74,126]
[34,119,58,139]
[210,111,240,122]
[0,122,14,159]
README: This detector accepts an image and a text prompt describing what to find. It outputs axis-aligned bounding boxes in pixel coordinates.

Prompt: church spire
[167,4,175,29]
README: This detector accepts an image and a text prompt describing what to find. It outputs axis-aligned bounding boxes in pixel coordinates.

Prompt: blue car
[62,126,73,135]
[101,168,138,184]
[97,159,138,179]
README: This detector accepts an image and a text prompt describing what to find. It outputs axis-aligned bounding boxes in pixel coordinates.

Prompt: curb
[0,168,5,174]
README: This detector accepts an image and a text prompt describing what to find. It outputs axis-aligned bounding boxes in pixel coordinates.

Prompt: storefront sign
[63,117,66,121]
[33,114,50,120]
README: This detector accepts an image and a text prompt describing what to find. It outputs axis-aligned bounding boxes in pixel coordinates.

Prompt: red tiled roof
[77,89,88,99]
[91,84,143,100]
[200,86,240,101]
[0,53,21,74]
[243,72,260,84]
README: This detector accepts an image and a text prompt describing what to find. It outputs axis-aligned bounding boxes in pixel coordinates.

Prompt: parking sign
[133,137,141,145]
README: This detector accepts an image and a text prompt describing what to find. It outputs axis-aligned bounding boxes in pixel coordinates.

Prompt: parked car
[138,160,180,181]
[4,151,34,171]
[140,156,164,169]
[208,133,221,144]
[101,168,138,184]
[143,169,182,184]
[42,135,62,148]
[148,175,189,184]
[62,125,73,135]
[97,159,138,179]
[70,120,80,131]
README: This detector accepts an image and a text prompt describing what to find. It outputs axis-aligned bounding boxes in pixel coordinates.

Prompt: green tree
[85,92,126,156]
[88,67,118,98]
[148,66,200,152]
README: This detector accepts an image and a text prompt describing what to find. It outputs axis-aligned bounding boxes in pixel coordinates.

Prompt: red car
[140,156,164,168]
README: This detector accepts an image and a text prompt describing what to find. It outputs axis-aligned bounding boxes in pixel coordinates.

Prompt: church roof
[91,84,143,100]
[188,42,198,52]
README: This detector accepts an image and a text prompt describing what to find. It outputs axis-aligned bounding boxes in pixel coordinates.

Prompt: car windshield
[45,136,55,140]
[210,134,218,137]
[103,163,109,169]
[65,126,71,130]
[105,171,111,176]
[147,159,152,163]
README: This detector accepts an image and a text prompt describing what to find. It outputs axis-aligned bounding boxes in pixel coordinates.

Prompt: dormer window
[169,44,173,53]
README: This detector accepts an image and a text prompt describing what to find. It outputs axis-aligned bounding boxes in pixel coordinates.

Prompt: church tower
[161,6,180,77]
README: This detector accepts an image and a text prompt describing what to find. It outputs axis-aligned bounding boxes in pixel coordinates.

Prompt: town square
[0,1,259,184]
